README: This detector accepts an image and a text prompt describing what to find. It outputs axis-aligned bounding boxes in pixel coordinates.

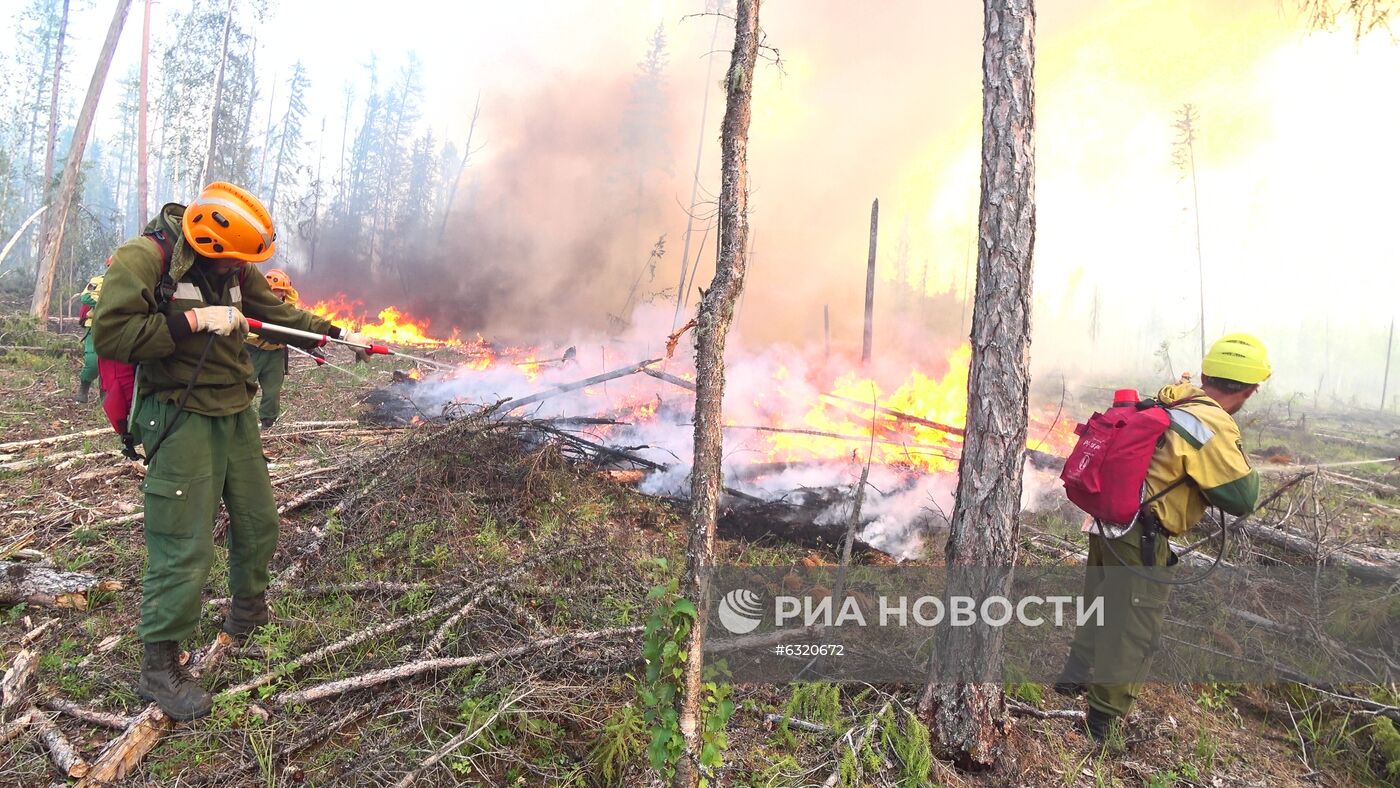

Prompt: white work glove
[189,305,248,337]
[341,330,372,363]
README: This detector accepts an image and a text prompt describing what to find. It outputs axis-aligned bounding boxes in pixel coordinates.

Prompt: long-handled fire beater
[246,318,448,369]
[287,344,370,381]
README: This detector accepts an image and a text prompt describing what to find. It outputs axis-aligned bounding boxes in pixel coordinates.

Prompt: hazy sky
[27,0,1400,400]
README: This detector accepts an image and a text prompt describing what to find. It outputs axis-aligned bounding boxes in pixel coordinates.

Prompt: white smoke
[376,302,1071,562]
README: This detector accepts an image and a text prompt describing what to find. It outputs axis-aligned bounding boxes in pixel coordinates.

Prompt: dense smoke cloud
[280,0,1398,401]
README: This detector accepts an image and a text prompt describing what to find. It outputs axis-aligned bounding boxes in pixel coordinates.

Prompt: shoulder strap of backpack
[142,229,177,307]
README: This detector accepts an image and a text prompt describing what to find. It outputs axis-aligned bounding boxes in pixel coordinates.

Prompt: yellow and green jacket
[1144,383,1260,535]
[246,286,300,351]
[79,276,102,328]
[92,204,336,417]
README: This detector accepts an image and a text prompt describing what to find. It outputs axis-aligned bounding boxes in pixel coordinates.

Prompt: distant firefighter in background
[245,268,299,429]
[74,274,103,402]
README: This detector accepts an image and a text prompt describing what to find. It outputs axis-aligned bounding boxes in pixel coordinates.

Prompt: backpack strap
[142,229,177,307]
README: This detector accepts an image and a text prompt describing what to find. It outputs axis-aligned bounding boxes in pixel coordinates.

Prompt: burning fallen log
[499,357,662,414]
[823,393,966,437]
[0,561,123,609]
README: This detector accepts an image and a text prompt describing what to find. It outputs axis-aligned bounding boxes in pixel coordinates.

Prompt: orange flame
[307,295,462,347]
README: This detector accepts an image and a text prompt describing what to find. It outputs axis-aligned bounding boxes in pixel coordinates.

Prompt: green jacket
[92,203,336,417]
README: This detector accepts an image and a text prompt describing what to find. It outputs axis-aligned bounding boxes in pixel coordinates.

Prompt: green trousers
[80,329,99,385]
[1066,527,1174,718]
[133,398,279,643]
[248,346,288,424]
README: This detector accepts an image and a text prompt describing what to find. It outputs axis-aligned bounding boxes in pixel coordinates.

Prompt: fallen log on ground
[31,706,89,778]
[2,648,38,717]
[823,393,966,437]
[499,358,661,413]
[273,626,642,706]
[44,697,134,730]
[0,708,35,746]
[721,424,959,460]
[642,366,697,392]
[0,428,110,453]
[1237,522,1396,582]
[0,561,124,609]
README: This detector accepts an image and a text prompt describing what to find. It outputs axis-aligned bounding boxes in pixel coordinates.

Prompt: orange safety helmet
[264,268,293,293]
[182,182,277,263]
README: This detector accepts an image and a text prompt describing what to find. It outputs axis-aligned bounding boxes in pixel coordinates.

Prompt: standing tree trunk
[309,116,325,271]
[41,0,71,199]
[674,2,759,786]
[862,197,878,365]
[29,0,135,319]
[200,0,236,187]
[438,91,482,240]
[917,0,1036,771]
[136,0,151,226]
[35,0,71,269]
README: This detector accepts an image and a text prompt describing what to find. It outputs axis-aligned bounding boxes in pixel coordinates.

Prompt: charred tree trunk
[675,2,760,786]
[862,198,878,365]
[200,0,235,186]
[29,0,135,319]
[136,0,151,226]
[917,0,1036,771]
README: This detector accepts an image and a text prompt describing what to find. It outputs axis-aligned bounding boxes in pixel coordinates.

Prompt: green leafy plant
[638,559,734,784]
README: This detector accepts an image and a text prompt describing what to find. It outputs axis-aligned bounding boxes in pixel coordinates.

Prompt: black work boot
[259,418,275,430]
[1085,706,1116,744]
[223,593,270,641]
[74,380,92,403]
[138,641,213,721]
[1053,655,1090,697]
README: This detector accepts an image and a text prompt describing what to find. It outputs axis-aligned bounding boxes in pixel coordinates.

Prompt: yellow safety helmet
[1202,333,1271,385]
[182,182,277,263]
[86,275,104,295]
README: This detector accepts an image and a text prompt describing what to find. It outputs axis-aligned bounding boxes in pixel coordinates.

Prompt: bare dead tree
[671,1,730,333]
[674,1,760,785]
[199,0,236,186]
[30,0,135,319]
[862,197,878,365]
[917,0,1036,770]
[137,0,152,226]
[1171,103,1205,360]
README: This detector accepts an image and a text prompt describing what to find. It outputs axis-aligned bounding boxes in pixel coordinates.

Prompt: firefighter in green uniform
[245,268,299,429]
[75,275,103,402]
[93,182,367,721]
[1056,334,1270,742]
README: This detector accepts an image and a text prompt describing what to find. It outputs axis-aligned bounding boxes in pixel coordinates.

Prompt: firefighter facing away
[92,182,369,720]
[245,268,299,429]
[1056,334,1270,742]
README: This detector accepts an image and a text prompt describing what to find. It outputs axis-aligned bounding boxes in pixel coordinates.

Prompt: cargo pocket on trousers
[142,475,203,537]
